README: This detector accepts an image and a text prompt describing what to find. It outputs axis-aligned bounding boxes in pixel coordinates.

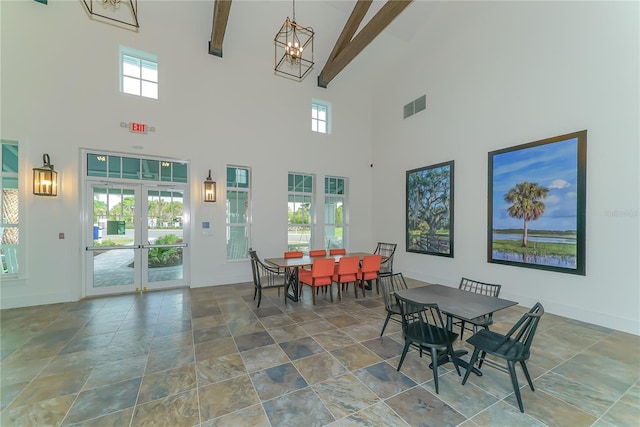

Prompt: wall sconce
[33,154,58,196]
[203,169,216,202]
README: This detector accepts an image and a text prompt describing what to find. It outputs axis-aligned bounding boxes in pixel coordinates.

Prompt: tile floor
[1,278,639,426]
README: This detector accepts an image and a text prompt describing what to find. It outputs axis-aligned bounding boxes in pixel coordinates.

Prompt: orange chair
[356,254,382,297]
[284,251,303,259]
[309,249,327,257]
[332,256,359,299]
[298,258,336,305]
[329,248,346,256]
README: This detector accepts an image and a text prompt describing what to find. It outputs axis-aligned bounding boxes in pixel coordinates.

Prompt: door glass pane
[288,194,311,251]
[92,186,136,288]
[122,158,140,179]
[147,190,183,282]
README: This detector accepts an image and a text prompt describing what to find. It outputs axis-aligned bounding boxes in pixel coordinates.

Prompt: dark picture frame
[406,161,454,257]
[488,130,587,275]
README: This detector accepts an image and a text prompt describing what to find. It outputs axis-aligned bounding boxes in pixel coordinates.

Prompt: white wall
[2,1,638,336]
[0,1,375,305]
[372,1,640,334]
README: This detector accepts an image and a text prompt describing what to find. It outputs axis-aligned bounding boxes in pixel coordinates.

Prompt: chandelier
[274,0,314,81]
[82,0,139,29]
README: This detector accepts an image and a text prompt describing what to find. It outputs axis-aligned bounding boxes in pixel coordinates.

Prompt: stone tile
[145,344,194,374]
[84,357,147,389]
[294,352,348,385]
[425,371,498,417]
[469,400,547,426]
[353,361,416,399]
[138,364,197,404]
[234,330,275,352]
[534,371,616,417]
[259,313,295,329]
[300,319,338,335]
[386,385,466,427]
[330,344,382,371]
[64,407,134,426]
[505,384,597,425]
[196,353,246,385]
[193,324,231,344]
[63,377,142,425]
[203,403,270,427]
[241,344,290,373]
[360,336,405,360]
[250,362,308,400]
[312,329,358,351]
[9,369,90,409]
[312,373,379,419]
[194,336,237,362]
[599,399,640,426]
[1,394,76,427]
[198,375,259,421]
[325,314,360,328]
[336,401,410,426]
[268,324,310,343]
[131,389,199,427]
[279,336,325,360]
[263,387,335,427]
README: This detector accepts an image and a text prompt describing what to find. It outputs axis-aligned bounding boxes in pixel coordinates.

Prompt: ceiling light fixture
[82,0,140,29]
[274,0,314,81]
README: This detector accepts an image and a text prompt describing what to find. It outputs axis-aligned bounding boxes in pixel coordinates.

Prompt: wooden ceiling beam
[209,0,232,57]
[318,0,413,88]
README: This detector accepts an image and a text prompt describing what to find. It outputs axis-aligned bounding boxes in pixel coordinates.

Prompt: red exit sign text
[130,122,147,134]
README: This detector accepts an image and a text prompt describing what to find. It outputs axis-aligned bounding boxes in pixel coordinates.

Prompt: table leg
[284,267,299,303]
[429,315,483,376]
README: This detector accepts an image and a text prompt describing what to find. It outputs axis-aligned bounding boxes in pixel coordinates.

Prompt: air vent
[403,94,426,119]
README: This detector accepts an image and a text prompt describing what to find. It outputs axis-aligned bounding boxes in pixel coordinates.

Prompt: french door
[84,181,189,296]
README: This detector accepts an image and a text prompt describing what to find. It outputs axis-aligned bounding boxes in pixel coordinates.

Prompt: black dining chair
[374,242,397,278]
[248,249,285,308]
[395,293,461,394]
[461,302,545,413]
[451,277,502,342]
[378,272,408,336]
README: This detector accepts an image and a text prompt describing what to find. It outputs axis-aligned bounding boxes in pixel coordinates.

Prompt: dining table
[394,284,518,376]
[264,252,378,303]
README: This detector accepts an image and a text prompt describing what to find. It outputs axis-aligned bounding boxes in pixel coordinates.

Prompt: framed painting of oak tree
[488,130,586,275]
[406,161,454,257]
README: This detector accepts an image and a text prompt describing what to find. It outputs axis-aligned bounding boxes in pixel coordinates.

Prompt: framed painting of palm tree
[406,160,454,257]
[488,130,587,275]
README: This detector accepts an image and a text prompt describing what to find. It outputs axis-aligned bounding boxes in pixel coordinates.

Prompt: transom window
[324,176,347,250]
[227,166,251,260]
[120,46,158,99]
[288,172,314,252]
[87,153,187,183]
[1,140,19,276]
[312,99,331,134]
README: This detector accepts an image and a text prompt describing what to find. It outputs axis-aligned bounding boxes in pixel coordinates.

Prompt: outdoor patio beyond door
[85,182,188,296]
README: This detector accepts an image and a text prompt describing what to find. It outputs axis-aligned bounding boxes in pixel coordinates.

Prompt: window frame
[226,165,251,261]
[324,176,348,250]
[1,140,21,277]
[288,172,315,252]
[312,99,331,134]
[119,46,158,100]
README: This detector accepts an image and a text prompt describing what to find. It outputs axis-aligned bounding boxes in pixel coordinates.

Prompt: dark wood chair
[451,277,502,342]
[248,249,284,308]
[395,293,461,394]
[462,302,545,413]
[378,272,408,336]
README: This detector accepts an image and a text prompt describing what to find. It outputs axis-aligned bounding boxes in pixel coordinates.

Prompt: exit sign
[130,122,147,134]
